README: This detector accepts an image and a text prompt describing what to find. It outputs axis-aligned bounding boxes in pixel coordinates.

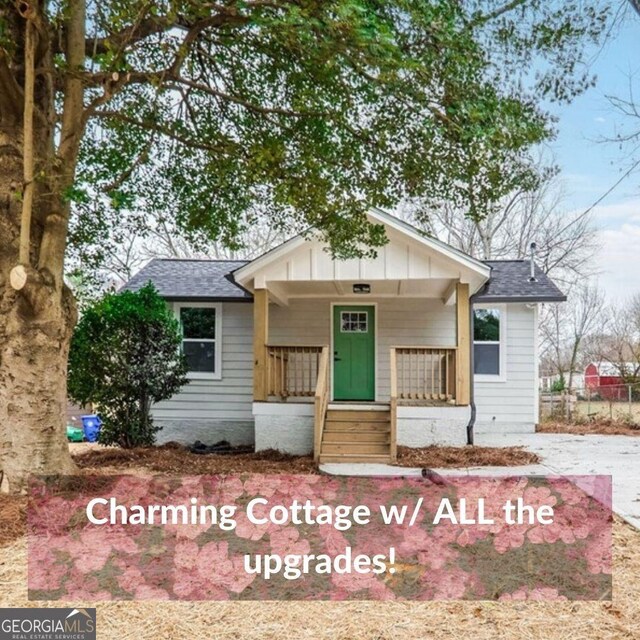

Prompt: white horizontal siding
[152,302,254,422]
[474,303,536,428]
[152,298,537,432]
[378,299,455,401]
[269,298,456,402]
[269,301,331,345]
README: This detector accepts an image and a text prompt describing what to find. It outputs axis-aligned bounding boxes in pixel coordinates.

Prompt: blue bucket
[81,415,102,443]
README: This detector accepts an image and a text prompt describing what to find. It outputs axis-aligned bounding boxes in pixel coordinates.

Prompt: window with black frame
[473,308,501,376]
[179,307,217,374]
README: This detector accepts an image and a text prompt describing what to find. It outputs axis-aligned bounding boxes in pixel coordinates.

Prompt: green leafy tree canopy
[52,0,613,272]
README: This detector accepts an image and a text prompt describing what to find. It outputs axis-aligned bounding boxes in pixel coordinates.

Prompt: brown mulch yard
[538,419,640,437]
[0,443,538,548]
[0,444,539,547]
[396,445,540,468]
[0,494,26,547]
[73,443,541,476]
[73,444,318,476]
[0,447,316,548]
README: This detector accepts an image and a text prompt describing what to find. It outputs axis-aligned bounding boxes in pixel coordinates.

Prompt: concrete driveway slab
[477,432,640,530]
[320,433,640,530]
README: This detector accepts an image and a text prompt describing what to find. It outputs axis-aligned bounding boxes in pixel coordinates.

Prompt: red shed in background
[584,362,633,400]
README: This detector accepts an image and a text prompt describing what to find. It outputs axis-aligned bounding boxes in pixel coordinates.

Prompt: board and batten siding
[473,302,537,432]
[151,301,254,445]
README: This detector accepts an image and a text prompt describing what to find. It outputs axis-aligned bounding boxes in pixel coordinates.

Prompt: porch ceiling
[266,277,457,305]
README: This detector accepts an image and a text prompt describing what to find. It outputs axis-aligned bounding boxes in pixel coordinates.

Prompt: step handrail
[313,345,330,463]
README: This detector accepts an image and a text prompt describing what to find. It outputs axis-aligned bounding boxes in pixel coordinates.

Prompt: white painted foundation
[156,419,255,446]
[253,403,475,453]
[474,420,535,435]
[253,402,315,455]
[397,405,470,447]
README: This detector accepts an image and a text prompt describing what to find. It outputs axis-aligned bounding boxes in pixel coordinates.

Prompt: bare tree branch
[400,170,598,286]
[540,285,604,390]
[472,0,528,25]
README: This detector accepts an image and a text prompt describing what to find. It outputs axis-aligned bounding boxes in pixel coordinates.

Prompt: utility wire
[555,156,640,238]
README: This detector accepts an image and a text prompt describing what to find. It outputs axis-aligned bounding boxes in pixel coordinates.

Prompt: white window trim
[473,303,507,383]
[340,310,369,333]
[174,302,223,381]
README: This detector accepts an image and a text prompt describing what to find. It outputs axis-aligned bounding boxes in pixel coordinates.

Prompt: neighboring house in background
[584,362,638,400]
[539,372,585,392]
[122,208,566,462]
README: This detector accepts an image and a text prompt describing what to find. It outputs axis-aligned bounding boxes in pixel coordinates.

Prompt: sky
[549,8,640,301]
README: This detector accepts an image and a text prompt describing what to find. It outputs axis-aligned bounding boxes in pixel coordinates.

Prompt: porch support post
[455,283,471,405]
[253,288,269,401]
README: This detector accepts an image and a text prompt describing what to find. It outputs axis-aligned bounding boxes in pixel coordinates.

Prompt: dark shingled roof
[473,260,566,303]
[121,258,251,301]
[121,258,565,303]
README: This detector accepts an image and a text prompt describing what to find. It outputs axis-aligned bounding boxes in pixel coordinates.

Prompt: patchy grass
[574,400,640,423]
[72,443,318,476]
[1,517,638,638]
[396,445,540,468]
[538,420,640,437]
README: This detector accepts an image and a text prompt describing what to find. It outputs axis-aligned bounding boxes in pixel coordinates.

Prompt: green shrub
[68,283,188,447]
[550,375,566,393]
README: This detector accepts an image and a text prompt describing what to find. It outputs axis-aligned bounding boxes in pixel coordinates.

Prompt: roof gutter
[223,272,255,299]
[474,295,567,304]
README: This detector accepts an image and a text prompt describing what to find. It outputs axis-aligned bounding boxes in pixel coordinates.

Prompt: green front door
[333,305,375,401]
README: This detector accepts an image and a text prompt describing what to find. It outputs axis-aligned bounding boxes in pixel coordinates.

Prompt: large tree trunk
[0,3,81,492]
[0,128,77,493]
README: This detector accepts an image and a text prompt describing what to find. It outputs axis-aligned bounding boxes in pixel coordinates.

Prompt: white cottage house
[122,209,565,462]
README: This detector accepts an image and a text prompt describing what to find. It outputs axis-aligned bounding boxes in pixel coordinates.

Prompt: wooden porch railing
[391,346,457,402]
[313,346,330,463]
[266,345,325,399]
[390,348,398,463]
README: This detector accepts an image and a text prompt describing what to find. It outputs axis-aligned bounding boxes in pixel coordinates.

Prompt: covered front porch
[232,210,489,463]
[249,284,472,463]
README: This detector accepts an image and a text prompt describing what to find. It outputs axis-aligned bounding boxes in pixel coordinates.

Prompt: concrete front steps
[318,406,392,463]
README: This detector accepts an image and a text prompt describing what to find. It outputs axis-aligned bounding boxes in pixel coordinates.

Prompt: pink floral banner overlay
[28,474,612,601]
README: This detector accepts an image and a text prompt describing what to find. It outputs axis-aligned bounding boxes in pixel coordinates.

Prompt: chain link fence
[540,383,640,422]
